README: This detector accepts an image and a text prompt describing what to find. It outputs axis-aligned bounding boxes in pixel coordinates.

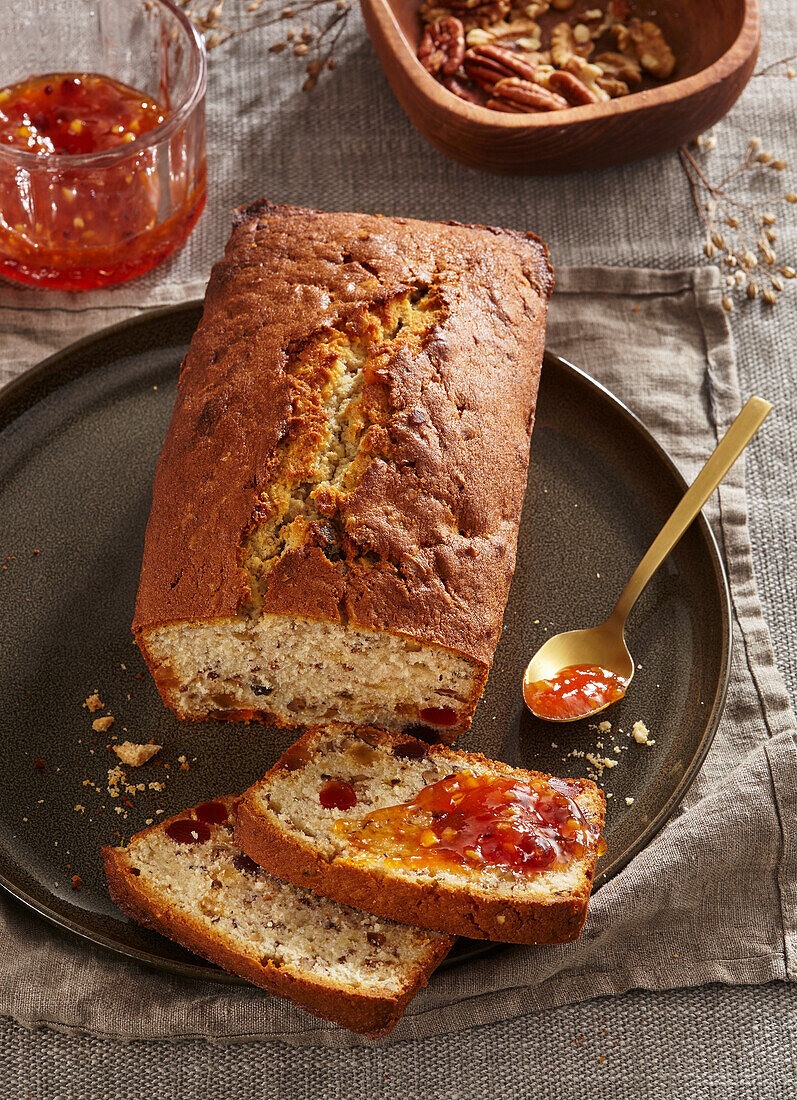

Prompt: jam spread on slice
[165,818,211,846]
[333,769,604,874]
[523,664,627,721]
[319,780,358,811]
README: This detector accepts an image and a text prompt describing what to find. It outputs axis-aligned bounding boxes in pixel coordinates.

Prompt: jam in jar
[0,72,205,289]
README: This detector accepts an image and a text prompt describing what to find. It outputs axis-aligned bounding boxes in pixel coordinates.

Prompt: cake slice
[133,201,553,742]
[235,730,606,944]
[103,796,454,1037]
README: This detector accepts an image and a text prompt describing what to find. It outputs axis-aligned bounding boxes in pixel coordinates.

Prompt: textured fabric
[1,267,795,1047]
[1,983,795,1100]
[0,0,796,1081]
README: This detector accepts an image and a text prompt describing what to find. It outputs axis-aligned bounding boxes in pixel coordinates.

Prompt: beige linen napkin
[0,266,794,1046]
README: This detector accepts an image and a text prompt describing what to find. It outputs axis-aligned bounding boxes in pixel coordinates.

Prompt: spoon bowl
[523,616,635,723]
[523,395,772,722]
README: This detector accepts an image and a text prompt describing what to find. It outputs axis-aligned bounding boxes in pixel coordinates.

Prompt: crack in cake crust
[241,286,445,613]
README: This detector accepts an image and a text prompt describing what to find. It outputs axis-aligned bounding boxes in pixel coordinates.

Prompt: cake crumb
[625,797,635,805]
[74,804,85,813]
[113,741,162,767]
[93,716,114,733]
[107,765,124,798]
[71,875,82,891]
[148,781,164,791]
[33,757,46,773]
[83,692,103,713]
[632,721,655,745]
[597,720,612,733]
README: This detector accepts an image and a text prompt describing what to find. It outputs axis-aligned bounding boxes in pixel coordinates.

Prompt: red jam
[165,818,211,846]
[319,780,358,811]
[418,706,458,727]
[195,801,230,825]
[523,664,628,721]
[0,74,165,156]
[334,769,604,874]
[0,72,205,289]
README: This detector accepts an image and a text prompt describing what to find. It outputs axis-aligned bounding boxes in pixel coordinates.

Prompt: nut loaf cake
[235,729,605,944]
[134,201,553,741]
[103,796,454,1037]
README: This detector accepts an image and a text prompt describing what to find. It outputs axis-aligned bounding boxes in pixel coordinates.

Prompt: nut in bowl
[359,0,761,174]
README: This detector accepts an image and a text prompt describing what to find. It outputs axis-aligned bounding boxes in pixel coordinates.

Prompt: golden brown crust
[133,202,552,674]
[102,799,453,1038]
[234,729,605,945]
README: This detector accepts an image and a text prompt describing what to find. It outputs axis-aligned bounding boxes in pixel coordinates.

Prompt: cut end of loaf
[138,614,485,741]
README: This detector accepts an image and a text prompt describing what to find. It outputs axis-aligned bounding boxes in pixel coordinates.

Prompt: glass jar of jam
[0,0,206,289]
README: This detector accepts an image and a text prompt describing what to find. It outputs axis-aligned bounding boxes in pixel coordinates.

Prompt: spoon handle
[610,395,772,626]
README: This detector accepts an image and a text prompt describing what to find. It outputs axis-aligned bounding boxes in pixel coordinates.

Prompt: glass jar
[0,0,207,289]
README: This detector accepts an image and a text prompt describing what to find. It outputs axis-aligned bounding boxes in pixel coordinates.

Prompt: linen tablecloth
[0,0,796,1089]
[1,265,794,1046]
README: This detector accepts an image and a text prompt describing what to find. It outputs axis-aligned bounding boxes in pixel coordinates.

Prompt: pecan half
[564,55,611,100]
[596,74,629,97]
[419,16,466,76]
[624,18,675,79]
[442,73,488,104]
[490,77,569,110]
[466,18,541,50]
[548,69,601,105]
[463,44,538,88]
[550,22,593,68]
[594,50,642,85]
[486,98,543,113]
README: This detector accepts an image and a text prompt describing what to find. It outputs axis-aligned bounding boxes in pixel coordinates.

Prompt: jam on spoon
[523,664,628,722]
[522,396,772,722]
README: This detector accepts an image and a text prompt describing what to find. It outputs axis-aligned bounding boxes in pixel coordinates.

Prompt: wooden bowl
[359,0,760,174]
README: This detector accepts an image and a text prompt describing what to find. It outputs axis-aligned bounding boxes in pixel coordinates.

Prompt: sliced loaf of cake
[235,730,606,944]
[103,796,454,1037]
[133,201,553,742]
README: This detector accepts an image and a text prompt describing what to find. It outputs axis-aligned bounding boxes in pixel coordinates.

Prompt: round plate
[0,304,731,984]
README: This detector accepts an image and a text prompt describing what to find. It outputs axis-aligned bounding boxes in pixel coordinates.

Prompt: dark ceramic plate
[0,304,731,983]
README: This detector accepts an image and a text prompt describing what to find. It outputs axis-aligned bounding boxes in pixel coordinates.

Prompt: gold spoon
[523,395,772,722]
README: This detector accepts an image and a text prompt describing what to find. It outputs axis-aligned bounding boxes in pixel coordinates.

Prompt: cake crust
[133,203,553,678]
